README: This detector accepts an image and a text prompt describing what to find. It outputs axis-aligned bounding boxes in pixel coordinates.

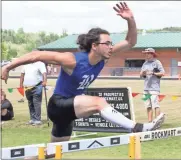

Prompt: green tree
[61,29,68,38]
[3,43,18,60]
[1,42,8,60]
[38,31,46,44]
[16,28,26,44]
[7,46,18,59]
[25,42,37,52]
[49,33,59,41]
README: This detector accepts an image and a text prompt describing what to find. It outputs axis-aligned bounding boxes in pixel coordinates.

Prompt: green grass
[1,79,181,159]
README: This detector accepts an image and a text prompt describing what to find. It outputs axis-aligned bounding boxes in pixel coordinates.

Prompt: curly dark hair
[76,28,110,52]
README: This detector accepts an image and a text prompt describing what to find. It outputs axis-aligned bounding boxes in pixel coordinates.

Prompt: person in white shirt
[20,61,47,125]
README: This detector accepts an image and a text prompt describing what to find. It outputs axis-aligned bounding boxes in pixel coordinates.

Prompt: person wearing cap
[140,48,165,125]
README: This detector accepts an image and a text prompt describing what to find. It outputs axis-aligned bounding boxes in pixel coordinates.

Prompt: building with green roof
[38,32,181,77]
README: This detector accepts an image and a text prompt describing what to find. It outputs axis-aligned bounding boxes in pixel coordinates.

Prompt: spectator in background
[140,48,165,125]
[1,89,14,121]
[47,64,52,75]
[20,61,47,125]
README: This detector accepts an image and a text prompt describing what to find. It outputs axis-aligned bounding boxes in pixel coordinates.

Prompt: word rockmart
[151,129,176,139]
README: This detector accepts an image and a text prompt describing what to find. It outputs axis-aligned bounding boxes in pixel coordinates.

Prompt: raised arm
[1,51,76,83]
[112,2,137,54]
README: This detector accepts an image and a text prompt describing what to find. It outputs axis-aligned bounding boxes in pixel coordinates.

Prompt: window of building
[124,59,145,71]
[125,59,145,68]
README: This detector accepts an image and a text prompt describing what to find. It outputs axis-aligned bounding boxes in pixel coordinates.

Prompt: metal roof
[38,32,181,50]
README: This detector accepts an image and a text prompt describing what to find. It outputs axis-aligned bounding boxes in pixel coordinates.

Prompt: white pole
[127,87,136,122]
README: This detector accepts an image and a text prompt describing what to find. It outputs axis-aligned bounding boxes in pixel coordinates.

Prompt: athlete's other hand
[113,2,134,20]
[1,66,9,84]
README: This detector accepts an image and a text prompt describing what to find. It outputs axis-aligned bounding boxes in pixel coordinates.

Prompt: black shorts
[48,94,77,137]
[1,111,13,121]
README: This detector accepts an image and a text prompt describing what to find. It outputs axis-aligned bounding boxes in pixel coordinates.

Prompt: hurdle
[72,131,97,138]
[2,143,46,159]
[2,127,181,159]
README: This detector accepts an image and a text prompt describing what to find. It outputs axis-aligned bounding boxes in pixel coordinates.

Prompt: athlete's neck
[88,51,102,65]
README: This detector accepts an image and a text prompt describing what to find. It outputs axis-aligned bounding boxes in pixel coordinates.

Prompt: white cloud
[2,1,181,34]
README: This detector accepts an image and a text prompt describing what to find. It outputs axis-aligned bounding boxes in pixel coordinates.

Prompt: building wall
[51,48,181,77]
[103,49,181,76]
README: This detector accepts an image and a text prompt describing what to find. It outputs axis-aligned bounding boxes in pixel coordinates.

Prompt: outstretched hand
[113,2,134,20]
[1,66,9,84]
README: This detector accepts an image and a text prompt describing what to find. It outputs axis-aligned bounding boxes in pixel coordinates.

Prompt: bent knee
[95,97,108,111]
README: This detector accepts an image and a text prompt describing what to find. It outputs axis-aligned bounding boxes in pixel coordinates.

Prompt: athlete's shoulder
[74,51,88,61]
[74,51,88,56]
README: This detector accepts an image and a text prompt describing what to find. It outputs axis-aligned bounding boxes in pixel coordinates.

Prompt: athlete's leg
[74,95,164,132]
[47,94,75,140]
[74,95,135,130]
[51,135,70,142]
[45,122,73,159]
[51,122,73,142]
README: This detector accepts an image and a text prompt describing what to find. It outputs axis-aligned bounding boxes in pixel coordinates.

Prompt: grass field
[1,78,181,159]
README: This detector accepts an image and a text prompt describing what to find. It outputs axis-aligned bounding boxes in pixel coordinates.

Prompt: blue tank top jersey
[54,52,105,98]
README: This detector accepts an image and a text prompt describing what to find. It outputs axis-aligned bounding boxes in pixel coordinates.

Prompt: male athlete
[1,2,164,145]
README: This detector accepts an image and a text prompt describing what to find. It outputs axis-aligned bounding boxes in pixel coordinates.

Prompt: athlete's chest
[73,66,99,82]
[72,64,102,90]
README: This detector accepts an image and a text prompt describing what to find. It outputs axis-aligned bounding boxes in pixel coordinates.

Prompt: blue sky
[2,1,181,35]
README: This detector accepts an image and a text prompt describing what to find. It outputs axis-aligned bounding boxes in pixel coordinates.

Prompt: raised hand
[113,2,134,20]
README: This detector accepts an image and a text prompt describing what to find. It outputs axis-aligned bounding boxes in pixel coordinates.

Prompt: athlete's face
[96,34,113,59]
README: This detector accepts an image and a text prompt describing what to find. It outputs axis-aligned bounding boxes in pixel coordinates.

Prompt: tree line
[1,27,181,61]
[1,28,68,60]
